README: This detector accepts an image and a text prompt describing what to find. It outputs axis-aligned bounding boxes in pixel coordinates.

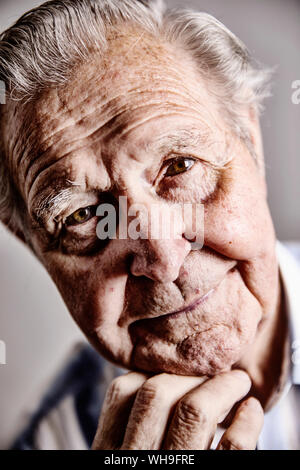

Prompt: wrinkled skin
[4,29,286,409]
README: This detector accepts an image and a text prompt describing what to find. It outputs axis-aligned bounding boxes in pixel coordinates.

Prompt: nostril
[130,253,179,282]
[128,237,191,282]
[126,253,135,271]
[130,254,146,277]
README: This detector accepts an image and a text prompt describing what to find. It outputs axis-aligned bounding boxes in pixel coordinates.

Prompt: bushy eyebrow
[31,180,85,225]
[147,128,226,166]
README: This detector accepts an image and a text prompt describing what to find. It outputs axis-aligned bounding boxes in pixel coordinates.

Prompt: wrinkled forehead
[35,26,213,123]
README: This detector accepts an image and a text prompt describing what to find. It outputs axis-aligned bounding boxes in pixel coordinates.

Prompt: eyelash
[65,205,97,227]
[162,156,196,178]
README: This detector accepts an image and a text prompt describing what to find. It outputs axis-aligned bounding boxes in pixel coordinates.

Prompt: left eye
[65,206,96,226]
[165,158,195,177]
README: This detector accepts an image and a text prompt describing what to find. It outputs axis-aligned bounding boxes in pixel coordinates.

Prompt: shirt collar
[277,241,300,385]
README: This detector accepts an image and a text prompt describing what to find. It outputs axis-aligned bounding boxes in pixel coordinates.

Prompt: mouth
[126,264,237,328]
[130,287,216,328]
[157,288,215,321]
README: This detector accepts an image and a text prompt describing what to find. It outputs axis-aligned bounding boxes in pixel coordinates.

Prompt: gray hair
[0,0,271,233]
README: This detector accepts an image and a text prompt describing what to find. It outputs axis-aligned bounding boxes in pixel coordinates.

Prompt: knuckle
[220,437,246,450]
[106,375,130,401]
[137,375,168,405]
[175,397,210,428]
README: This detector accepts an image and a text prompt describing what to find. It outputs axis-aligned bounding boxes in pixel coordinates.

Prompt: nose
[130,237,191,283]
[116,183,192,283]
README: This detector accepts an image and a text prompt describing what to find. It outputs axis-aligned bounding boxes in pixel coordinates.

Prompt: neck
[237,273,290,410]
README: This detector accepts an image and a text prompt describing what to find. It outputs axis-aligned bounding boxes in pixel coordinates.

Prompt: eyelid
[64,205,97,227]
[160,155,196,178]
[151,155,196,188]
[165,156,195,172]
[44,190,100,224]
[56,197,98,223]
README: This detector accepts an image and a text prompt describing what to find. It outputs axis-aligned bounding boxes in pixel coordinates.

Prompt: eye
[165,158,195,177]
[65,206,96,227]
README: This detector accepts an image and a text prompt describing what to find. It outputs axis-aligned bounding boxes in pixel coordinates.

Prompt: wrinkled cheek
[40,252,123,327]
[177,323,256,376]
[177,294,261,375]
[38,249,135,364]
[89,324,134,366]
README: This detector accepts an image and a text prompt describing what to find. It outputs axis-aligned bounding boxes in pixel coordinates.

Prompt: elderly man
[1,0,300,451]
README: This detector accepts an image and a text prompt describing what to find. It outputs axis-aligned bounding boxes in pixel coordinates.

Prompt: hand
[92,369,264,450]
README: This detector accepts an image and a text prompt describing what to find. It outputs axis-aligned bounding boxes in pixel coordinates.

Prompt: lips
[130,268,262,376]
[157,288,215,321]
[131,286,216,326]
[129,266,236,329]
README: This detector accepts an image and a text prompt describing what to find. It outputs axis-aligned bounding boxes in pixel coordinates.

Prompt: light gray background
[0,0,299,449]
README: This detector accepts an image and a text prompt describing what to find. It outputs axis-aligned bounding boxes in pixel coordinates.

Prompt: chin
[131,323,258,377]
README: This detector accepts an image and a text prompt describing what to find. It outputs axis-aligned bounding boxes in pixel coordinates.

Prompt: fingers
[93,369,256,451]
[164,370,251,450]
[92,371,149,450]
[121,374,208,450]
[217,397,264,450]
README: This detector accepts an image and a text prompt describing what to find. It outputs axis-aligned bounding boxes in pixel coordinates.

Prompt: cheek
[203,173,275,261]
[40,251,127,332]
[42,253,136,364]
[177,273,262,374]
[199,161,279,322]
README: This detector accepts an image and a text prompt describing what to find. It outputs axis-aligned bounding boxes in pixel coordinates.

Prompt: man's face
[8,30,279,376]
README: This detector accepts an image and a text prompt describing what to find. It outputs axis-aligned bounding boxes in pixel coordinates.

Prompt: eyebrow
[31,180,85,225]
[147,128,225,166]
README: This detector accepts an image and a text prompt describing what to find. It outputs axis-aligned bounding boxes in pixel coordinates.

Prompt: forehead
[30,26,218,138]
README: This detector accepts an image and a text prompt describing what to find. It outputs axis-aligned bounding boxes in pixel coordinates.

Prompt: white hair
[0,0,272,233]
